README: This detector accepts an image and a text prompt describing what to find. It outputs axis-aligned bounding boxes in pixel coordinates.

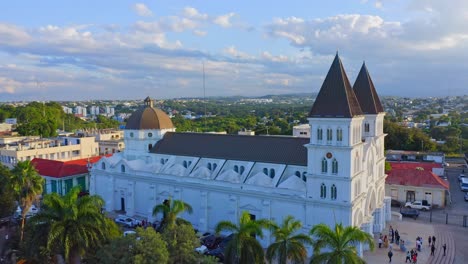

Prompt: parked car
[114,216,141,228]
[458,174,465,182]
[461,177,468,192]
[405,200,431,211]
[464,193,468,202]
[205,234,233,262]
[400,207,420,219]
[195,245,208,254]
[391,199,401,207]
[201,235,223,250]
[123,230,137,237]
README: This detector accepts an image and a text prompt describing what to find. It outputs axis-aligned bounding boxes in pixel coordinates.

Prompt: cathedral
[90,54,390,250]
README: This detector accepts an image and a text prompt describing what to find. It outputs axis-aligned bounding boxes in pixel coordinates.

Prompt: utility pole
[203,61,207,132]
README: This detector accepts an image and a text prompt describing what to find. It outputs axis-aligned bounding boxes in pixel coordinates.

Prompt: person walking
[431,244,436,256]
[443,243,446,256]
[432,235,436,245]
[405,251,411,263]
[388,250,393,263]
[379,237,383,248]
[428,236,432,247]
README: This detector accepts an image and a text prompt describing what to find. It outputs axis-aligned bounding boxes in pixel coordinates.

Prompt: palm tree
[10,160,44,241]
[266,215,312,264]
[309,223,374,264]
[152,198,193,229]
[32,186,119,264]
[215,211,271,264]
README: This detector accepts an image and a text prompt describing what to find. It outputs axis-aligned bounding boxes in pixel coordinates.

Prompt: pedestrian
[379,237,383,248]
[384,235,389,248]
[443,243,446,256]
[395,230,399,244]
[405,251,411,263]
[412,253,417,263]
[4,234,8,240]
[431,244,436,256]
[428,236,431,246]
[388,250,393,263]
[432,235,436,245]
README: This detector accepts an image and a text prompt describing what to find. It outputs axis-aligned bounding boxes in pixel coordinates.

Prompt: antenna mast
[203,61,207,132]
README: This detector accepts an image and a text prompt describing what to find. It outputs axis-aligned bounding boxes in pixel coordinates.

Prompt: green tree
[152,198,193,230]
[134,227,170,264]
[0,165,16,218]
[161,223,199,264]
[10,160,44,242]
[267,216,312,264]
[93,228,169,264]
[309,223,374,264]
[215,211,271,264]
[33,186,119,264]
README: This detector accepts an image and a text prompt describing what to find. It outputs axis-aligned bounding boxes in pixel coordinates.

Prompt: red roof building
[386,161,449,207]
[32,156,105,195]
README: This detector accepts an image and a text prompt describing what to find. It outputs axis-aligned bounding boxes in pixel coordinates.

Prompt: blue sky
[0,0,467,101]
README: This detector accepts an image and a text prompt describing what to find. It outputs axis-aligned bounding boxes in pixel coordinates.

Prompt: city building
[32,156,104,196]
[292,124,310,138]
[386,150,445,175]
[82,129,125,155]
[91,55,389,253]
[0,135,99,168]
[386,162,449,207]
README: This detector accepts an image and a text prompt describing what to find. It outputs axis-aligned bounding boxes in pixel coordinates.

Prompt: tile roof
[309,54,363,118]
[389,162,442,171]
[32,156,104,178]
[151,132,309,166]
[386,162,448,189]
[353,62,384,114]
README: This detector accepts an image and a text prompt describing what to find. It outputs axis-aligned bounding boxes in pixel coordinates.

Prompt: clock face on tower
[326,152,333,159]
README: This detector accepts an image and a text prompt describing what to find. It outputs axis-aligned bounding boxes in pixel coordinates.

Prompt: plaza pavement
[363,215,454,264]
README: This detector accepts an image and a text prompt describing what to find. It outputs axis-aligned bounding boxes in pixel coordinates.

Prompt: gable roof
[386,163,449,189]
[353,62,384,114]
[32,156,104,178]
[309,54,363,118]
[151,132,309,166]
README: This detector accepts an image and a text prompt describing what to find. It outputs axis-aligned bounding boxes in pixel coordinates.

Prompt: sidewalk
[364,216,434,263]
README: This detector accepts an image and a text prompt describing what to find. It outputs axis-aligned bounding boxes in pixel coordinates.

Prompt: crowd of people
[378,225,448,263]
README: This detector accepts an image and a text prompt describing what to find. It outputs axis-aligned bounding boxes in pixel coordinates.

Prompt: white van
[460,177,468,192]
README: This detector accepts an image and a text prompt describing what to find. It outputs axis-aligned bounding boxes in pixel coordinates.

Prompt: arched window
[183,161,188,168]
[121,164,125,173]
[331,184,337,200]
[148,144,152,151]
[130,132,134,138]
[321,158,328,173]
[188,161,192,166]
[320,183,326,198]
[234,165,239,173]
[317,128,323,141]
[240,166,245,174]
[213,163,218,171]
[208,163,212,171]
[101,162,106,170]
[295,171,301,177]
[364,123,370,133]
[161,158,165,165]
[263,168,268,175]
[327,128,333,141]
[337,128,343,142]
[269,169,275,179]
[302,172,307,182]
[332,159,338,174]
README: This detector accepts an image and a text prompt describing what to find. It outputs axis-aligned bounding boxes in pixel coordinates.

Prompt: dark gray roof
[151,132,309,166]
[353,63,384,114]
[309,54,363,118]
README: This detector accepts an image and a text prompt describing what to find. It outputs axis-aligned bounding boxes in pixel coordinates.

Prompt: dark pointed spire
[309,54,363,118]
[353,63,384,114]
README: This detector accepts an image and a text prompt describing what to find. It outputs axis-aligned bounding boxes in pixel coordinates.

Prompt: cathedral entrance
[121,197,126,212]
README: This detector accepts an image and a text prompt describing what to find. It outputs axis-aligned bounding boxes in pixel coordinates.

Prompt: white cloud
[183,7,208,20]
[193,30,207,37]
[133,3,153,17]
[261,51,289,62]
[375,1,383,9]
[0,23,31,46]
[223,46,254,60]
[214,13,236,28]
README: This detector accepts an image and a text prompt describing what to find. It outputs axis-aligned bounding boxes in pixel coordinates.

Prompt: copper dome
[125,97,174,130]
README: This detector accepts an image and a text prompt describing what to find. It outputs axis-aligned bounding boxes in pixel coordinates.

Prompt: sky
[0,0,467,101]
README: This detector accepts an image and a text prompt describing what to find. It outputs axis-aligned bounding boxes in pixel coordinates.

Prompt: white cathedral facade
[90,54,390,251]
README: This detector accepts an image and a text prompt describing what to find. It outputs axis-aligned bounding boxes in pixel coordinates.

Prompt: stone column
[199,191,208,232]
[384,196,392,221]
[372,209,380,233]
[126,181,135,216]
[261,200,271,247]
[147,184,156,222]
